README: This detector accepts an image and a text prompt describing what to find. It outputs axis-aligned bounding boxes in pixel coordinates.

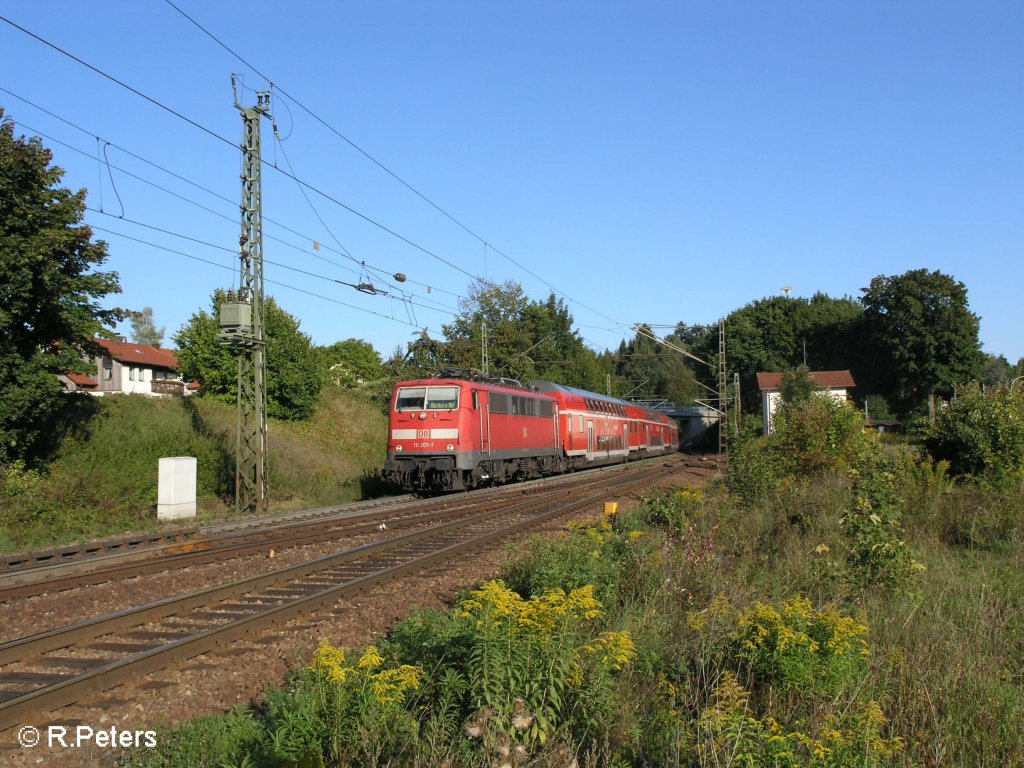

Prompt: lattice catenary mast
[218,77,270,516]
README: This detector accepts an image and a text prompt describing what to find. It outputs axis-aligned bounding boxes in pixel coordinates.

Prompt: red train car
[527,380,679,467]
[384,370,679,492]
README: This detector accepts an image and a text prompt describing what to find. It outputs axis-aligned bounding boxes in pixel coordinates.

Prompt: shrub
[771,396,874,476]
[502,521,622,605]
[925,383,1024,489]
[727,396,874,507]
[696,674,906,768]
[265,642,423,766]
[456,580,635,753]
[841,459,924,591]
[726,434,785,505]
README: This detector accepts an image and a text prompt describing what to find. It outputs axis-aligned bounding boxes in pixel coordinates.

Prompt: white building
[756,370,855,435]
[59,339,191,397]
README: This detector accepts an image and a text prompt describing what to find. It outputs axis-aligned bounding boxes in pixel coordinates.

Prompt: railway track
[0,454,718,601]
[0,458,683,730]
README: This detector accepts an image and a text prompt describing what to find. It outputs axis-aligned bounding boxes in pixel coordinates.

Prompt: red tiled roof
[94,339,179,370]
[756,370,855,391]
[66,372,98,388]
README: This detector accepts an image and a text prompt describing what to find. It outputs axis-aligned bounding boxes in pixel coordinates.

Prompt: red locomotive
[384,369,679,491]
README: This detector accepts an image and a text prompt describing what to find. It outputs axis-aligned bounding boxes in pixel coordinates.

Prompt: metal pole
[233,81,270,517]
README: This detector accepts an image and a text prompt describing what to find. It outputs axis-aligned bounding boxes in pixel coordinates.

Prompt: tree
[173,290,324,420]
[0,111,123,463]
[860,269,984,416]
[778,366,818,406]
[689,294,863,413]
[129,306,165,348]
[440,282,608,390]
[320,339,382,388]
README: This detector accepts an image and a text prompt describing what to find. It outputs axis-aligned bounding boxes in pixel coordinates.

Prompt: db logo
[417,430,429,439]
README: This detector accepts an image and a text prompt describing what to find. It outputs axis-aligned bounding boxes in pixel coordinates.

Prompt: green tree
[382,330,456,385]
[173,290,324,420]
[981,353,1015,389]
[129,306,165,348]
[320,339,383,388]
[442,280,534,376]
[615,325,699,404]
[689,293,863,414]
[0,111,123,462]
[860,269,985,416]
[778,366,818,405]
[440,282,607,391]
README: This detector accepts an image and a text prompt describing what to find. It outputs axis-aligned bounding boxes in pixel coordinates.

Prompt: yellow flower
[309,640,349,682]
[357,645,384,670]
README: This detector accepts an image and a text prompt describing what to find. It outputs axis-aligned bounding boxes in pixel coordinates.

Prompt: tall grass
[0,386,389,552]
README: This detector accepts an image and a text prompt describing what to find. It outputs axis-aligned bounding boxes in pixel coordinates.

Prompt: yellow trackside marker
[603,502,618,518]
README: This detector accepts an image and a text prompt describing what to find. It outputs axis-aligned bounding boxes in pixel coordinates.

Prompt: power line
[161,0,627,329]
[0,14,234,150]
[0,20,486,290]
[88,210,457,318]
[3,102,463,315]
[90,224,448,332]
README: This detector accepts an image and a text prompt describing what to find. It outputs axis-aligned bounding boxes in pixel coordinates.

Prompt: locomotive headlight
[395,445,403,452]
[446,444,455,452]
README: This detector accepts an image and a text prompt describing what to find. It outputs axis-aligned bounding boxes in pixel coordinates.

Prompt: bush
[771,396,874,476]
[841,459,924,591]
[925,383,1024,489]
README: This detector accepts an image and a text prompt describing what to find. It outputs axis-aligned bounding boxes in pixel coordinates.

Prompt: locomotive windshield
[395,385,460,412]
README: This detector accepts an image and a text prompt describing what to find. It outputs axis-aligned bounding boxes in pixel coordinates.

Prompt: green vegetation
[123,397,1024,767]
[174,289,325,421]
[683,272,994,421]
[0,109,124,465]
[924,382,1024,490]
[0,387,387,552]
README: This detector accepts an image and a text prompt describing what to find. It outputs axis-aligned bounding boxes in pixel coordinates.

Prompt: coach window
[472,390,479,410]
[490,393,508,414]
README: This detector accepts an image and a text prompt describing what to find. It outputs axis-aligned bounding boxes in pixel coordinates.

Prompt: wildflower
[309,639,349,683]
[357,645,384,670]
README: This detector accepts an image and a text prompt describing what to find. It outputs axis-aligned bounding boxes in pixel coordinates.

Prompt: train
[384,369,679,492]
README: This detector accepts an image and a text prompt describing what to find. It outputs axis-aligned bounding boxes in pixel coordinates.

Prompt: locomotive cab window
[425,386,459,410]
[395,386,460,412]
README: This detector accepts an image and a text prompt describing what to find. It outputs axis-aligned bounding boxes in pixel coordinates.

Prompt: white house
[756,370,856,435]
[59,339,191,397]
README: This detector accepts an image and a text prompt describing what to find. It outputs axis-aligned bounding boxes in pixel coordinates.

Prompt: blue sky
[3,1,1021,365]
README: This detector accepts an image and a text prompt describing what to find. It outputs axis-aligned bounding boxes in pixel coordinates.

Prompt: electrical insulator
[393,273,407,283]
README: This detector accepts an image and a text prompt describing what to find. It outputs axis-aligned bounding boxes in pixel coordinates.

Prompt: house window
[128,368,135,381]
[104,367,113,380]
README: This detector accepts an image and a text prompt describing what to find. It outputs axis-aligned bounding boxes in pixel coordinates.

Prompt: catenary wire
[0,19,487,290]
[3,107,463,315]
[161,0,627,329]
[89,224,448,332]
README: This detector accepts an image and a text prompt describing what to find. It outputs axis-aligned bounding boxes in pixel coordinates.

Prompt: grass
[0,385,390,553]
